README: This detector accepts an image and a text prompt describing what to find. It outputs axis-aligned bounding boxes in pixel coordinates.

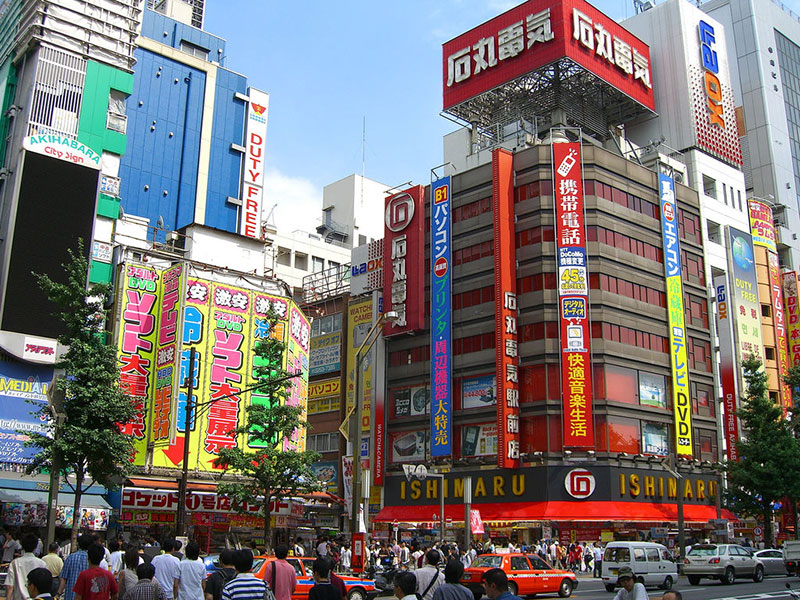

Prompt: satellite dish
[156,215,165,229]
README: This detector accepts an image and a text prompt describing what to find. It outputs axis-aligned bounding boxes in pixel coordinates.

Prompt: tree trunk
[71,468,84,551]
[263,503,272,553]
[763,509,772,548]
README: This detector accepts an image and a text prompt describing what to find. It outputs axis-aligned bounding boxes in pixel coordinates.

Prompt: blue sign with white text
[0,361,51,464]
[431,176,452,457]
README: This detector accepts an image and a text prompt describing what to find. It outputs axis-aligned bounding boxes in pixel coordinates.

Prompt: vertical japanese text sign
[553,141,594,448]
[784,271,800,369]
[384,186,425,336]
[492,149,520,468]
[117,263,160,465]
[714,274,739,461]
[431,176,452,457]
[658,173,693,457]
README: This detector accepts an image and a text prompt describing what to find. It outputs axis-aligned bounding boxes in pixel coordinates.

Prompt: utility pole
[45,370,66,547]
[665,454,685,561]
[464,476,473,551]
[175,347,196,537]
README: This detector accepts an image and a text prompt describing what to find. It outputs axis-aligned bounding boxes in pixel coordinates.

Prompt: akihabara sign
[553,142,594,448]
[240,88,269,239]
[23,134,101,169]
[442,0,654,111]
[383,186,425,336]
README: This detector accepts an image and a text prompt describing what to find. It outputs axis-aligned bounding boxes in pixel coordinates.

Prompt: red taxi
[462,553,577,599]
[253,556,379,600]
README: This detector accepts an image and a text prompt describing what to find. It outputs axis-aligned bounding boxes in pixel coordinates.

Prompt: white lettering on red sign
[446,8,554,87]
[572,9,651,89]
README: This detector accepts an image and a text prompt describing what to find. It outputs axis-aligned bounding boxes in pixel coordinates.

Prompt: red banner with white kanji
[553,141,595,448]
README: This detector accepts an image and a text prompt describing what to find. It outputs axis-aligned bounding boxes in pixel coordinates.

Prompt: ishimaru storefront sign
[385,466,719,506]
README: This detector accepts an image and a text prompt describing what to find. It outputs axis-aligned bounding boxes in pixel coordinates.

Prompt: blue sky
[204,0,635,231]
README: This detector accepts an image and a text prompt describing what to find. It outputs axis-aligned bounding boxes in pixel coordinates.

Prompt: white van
[601,541,678,592]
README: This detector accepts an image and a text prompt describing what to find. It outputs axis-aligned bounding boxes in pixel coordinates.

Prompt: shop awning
[0,489,110,509]
[127,478,217,492]
[373,501,736,524]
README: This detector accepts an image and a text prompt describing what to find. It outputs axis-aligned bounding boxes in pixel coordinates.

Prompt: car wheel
[688,576,701,586]
[753,566,764,583]
[558,579,573,598]
[662,576,673,591]
[605,584,616,593]
[348,588,366,600]
[723,567,735,585]
[508,581,519,596]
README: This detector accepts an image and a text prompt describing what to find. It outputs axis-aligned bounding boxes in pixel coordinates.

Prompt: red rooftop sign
[442,0,655,112]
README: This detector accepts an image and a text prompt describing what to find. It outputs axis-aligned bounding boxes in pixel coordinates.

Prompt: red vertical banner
[492,148,520,469]
[553,141,595,448]
[351,532,365,573]
[784,271,800,367]
[714,274,739,461]
[767,253,791,411]
[383,185,425,336]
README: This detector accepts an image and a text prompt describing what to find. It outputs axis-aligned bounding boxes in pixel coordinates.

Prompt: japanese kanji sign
[493,149,520,468]
[784,271,800,370]
[727,227,765,368]
[553,142,594,449]
[431,176,452,457]
[658,173,693,457]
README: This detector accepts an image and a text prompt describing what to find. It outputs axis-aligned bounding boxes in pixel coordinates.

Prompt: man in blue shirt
[481,569,521,600]
[58,535,93,600]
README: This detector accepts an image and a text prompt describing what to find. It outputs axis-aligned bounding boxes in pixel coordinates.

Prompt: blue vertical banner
[431,176,452,456]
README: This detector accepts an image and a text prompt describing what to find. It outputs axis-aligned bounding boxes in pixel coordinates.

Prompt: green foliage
[26,241,137,543]
[725,356,800,544]
[213,308,320,548]
[786,365,800,436]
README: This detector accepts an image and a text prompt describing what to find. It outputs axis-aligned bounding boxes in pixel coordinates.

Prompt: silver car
[683,544,764,585]
[754,549,789,576]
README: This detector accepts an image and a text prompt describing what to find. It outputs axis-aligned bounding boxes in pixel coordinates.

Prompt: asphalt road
[566,573,800,600]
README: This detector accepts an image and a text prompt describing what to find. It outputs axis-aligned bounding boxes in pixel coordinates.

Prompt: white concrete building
[702,0,800,269]
[317,174,389,248]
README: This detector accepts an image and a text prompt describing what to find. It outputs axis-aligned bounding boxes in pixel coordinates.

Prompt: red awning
[373,501,736,524]
[127,478,217,492]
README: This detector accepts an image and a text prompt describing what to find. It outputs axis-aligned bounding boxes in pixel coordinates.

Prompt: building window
[179,40,209,60]
[642,422,669,455]
[312,256,325,272]
[608,416,641,454]
[308,432,339,453]
[702,175,717,199]
[707,220,721,244]
[692,382,715,417]
[761,303,771,317]
[295,253,308,271]
[765,346,776,361]
[276,247,291,267]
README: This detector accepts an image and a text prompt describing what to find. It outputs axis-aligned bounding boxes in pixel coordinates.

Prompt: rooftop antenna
[633,0,655,13]
[265,203,277,227]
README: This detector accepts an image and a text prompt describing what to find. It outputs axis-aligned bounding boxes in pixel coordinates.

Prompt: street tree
[213,308,320,550]
[726,356,800,545]
[26,241,137,547]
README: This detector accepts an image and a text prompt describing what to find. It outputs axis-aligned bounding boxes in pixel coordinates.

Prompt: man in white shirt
[415,550,444,600]
[612,567,647,600]
[316,538,329,557]
[593,544,603,578]
[5,534,45,600]
[150,540,180,600]
[108,540,123,576]
[340,545,352,573]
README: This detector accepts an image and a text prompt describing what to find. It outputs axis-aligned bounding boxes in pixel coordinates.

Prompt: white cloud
[261,168,323,234]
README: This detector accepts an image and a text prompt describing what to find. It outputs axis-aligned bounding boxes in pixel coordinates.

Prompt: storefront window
[608,416,640,454]
[692,382,715,417]
[639,372,668,409]
[642,422,669,455]
[605,365,638,404]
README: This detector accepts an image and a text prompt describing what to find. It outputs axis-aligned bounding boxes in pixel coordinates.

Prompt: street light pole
[666,454,685,561]
[464,476,472,551]
[45,370,66,548]
[175,347,196,537]
[350,310,398,533]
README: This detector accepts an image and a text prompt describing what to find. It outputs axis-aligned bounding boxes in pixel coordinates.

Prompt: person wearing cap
[612,567,647,600]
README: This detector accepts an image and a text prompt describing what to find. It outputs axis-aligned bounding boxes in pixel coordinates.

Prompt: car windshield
[688,546,718,557]
[472,556,503,569]
[604,547,630,562]
[252,558,265,573]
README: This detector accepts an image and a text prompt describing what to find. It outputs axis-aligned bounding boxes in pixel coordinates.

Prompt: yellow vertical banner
[285,304,310,452]
[151,263,183,446]
[347,297,374,435]
[116,263,161,466]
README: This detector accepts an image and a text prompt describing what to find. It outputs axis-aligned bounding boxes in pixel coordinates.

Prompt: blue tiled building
[119,8,254,235]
